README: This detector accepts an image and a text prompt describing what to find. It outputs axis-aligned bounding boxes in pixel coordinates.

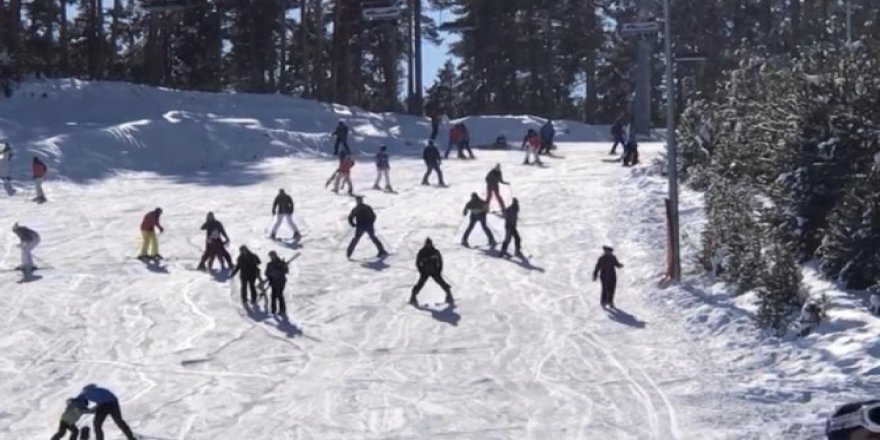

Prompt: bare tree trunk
[9,0,22,69]
[60,0,68,73]
[312,0,324,100]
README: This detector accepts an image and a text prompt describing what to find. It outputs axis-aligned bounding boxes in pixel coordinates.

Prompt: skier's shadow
[606,307,646,329]
[478,249,545,272]
[414,303,461,326]
[2,180,14,196]
[245,304,304,338]
[361,257,390,271]
[144,263,169,274]
[211,269,231,282]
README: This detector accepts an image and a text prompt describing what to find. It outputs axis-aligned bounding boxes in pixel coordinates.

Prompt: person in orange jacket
[32,156,48,202]
[139,207,165,260]
[333,152,355,195]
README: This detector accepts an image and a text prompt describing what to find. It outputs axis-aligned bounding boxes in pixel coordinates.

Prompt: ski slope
[1,80,877,439]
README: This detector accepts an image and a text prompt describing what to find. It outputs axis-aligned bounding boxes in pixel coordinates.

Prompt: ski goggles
[827,402,880,435]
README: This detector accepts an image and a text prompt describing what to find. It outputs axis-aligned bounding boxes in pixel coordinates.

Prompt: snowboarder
[429,113,441,140]
[499,198,523,258]
[521,129,543,165]
[422,141,446,186]
[0,140,12,181]
[824,399,880,440]
[264,250,290,316]
[459,122,475,159]
[445,124,462,159]
[346,196,388,258]
[373,145,393,191]
[539,119,556,155]
[410,238,454,306]
[460,192,495,248]
[485,163,508,211]
[593,246,624,308]
[622,136,639,167]
[138,208,164,260]
[332,153,355,195]
[50,395,93,440]
[13,223,40,280]
[75,384,136,440]
[32,155,48,202]
[231,245,262,304]
[270,189,302,240]
[197,212,232,272]
[332,121,350,156]
[610,118,626,155]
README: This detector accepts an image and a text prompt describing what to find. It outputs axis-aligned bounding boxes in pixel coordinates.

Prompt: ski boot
[293,231,302,241]
[373,184,381,190]
[385,185,394,192]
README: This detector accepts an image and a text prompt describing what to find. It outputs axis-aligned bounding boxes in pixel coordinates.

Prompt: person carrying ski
[231,245,262,304]
[346,196,388,258]
[422,141,446,186]
[138,208,164,260]
[332,121,350,156]
[499,198,523,258]
[332,153,355,195]
[264,250,290,316]
[410,238,454,306]
[610,118,626,155]
[75,384,136,440]
[445,124,462,159]
[0,140,12,182]
[485,163,508,211]
[270,189,302,240]
[460,192,495,248]
[593,246,624,308]
[539,119,556,155]
[197,212,232,272]
[50,395,93,440]
[373,145,393,191]
[32,155,48,202]
[521,129,543,165]
[12,223,40,278]
[459,122,475,159]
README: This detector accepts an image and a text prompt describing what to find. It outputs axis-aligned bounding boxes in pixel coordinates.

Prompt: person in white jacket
[13,223,40,279]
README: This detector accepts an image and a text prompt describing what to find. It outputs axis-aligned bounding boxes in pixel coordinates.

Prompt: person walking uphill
[373,145,393,192]
[12,223,40,279]
[461,192,496,248]
[32,155,48,202]
[410,238,454,306]
[138,208,164,260]
[499,198,523,258]
[264,250,289,316]
[422,141,446,186]
[231,245,261,304]
[346,196,388,259]
[485,163,509,211]
[271,189,302,240]
[197,212,232,272]
[50,395,93,440]
[593,246,624,308]
[332,121,350,156]
[75,384,136,440]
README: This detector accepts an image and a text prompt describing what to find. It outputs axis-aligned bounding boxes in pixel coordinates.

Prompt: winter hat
[425,238,433,247]
[602,246,614,252]
[155,207,163,214]
[12,222,19,232]
[380,145,387,151]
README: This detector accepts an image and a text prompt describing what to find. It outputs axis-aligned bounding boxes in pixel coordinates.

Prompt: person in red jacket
[139,207,165,260]
[32,156,48,202]
[445,124,462,159]
[521,129,543,166]
[333,153,355,195]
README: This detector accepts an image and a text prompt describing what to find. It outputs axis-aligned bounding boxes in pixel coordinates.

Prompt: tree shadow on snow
[606,307,646,329]
[414,303,461,326]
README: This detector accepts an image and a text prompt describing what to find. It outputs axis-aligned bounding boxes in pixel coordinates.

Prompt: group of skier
[1,140,48,202]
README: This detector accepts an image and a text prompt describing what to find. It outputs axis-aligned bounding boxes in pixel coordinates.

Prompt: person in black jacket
[485,164,508,211]
[610,118,625,155]
[422,141,446,186]
[231,245,262,304]
[270,189,302,240]
[622,137,639,167]
[264,251,289,316]
[499,198,522,258]
[429,113,441,140]
[461,192,495,247]
[346,196,388,258]
[410,238,454,306]
[332,121,350,156]
[593,246,624,308]
[197,212,232,271]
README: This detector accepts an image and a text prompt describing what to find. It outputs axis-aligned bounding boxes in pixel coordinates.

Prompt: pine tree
[424,59,458,117]
[755,240,804,334]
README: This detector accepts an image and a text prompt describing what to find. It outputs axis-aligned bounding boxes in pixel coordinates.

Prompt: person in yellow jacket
[51,396,93,440]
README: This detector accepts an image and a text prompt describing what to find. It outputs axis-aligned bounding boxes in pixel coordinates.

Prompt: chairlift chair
[362,0,402,22]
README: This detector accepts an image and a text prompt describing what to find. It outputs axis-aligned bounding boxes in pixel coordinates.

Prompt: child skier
[521,129,543,165]
[197,212,232,272]
[485,163,509,211]
[460,192,495,248]
[138,208,164,260]
[373,145,393,191]
[270,189,302,240]
[32,155,48,202]
[51,396,93,440]
[12,223,40,280]
[593,246,624,308]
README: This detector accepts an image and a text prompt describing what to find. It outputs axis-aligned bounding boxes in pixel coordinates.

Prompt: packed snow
[0,80,877,439]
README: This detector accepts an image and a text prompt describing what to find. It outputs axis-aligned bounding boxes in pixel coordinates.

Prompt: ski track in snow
[1,143,765,438]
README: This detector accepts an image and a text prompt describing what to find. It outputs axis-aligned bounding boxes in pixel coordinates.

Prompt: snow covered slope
[0,80,875,439]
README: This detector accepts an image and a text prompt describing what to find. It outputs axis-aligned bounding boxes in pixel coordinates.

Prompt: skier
[197,212,232,272]
[331,121,350,156]
[346,196,388,259]
[499,198,523,258]
[332,152,355,195]
[32,155,48,202]
[445,123,461,159]
[592,246,624,308]
[429,113,441,141]
[622,136,639,167]
[0,140,12,182]
[75,384,136,440]
[460,192,495,248]
[373,145,393,191]
[230,245,262,304]
[485,163,508,211]
[324,153,350,193]
[539,119,556,155]
[422,141,446,186]
[410,238,454,306]
[264,250,289,316]
[459,122,475,159]
[825,399,880,440]
[138,208,164,261]
[494,135,508,149]
[521,129,543,165]
[870,289,880,316]
[270,189,302,240]
[50,396,92,440]
[610,118,626,155]
[12,223,40,280]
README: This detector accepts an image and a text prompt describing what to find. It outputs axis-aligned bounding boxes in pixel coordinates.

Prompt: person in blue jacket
[539,119,556,155]
[76,384,136,440]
